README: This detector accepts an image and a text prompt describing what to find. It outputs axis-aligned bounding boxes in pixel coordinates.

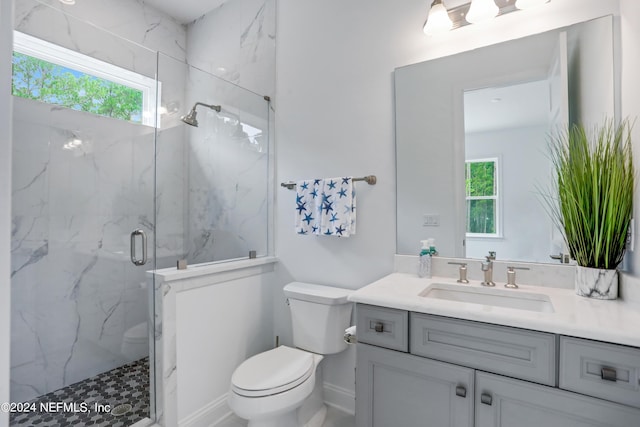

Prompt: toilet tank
[284,282,353,355]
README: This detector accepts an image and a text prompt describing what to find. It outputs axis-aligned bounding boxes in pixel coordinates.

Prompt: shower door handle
[130,229,148,266]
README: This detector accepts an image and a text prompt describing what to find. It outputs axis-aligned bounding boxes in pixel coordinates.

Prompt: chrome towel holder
[280,175,377,190]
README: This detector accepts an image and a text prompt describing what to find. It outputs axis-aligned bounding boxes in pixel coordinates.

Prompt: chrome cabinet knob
[480,392,493,406]
[601,367,617,382]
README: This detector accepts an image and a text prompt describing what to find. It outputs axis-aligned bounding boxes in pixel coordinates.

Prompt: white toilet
[228,282,353,427]
[121,322,149,361]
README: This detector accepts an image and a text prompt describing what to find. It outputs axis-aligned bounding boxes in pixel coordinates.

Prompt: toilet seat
[231,346,314,397]
[123,322,147,343]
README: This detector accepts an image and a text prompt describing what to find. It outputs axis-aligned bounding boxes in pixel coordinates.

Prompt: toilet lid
[231,346,314,397]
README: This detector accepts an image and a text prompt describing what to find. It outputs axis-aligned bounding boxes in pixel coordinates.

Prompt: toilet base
[303,404,326,427]
[243,402,327,427]
[298,363,326,427]
[247,411,298,427]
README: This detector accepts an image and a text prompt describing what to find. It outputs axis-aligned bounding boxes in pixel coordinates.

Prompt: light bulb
[466,0,499,24]
[59,0,76,5]
[423,0,453,36]
[515,0,550,10]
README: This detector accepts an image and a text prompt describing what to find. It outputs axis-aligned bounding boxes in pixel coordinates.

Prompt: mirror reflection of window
[465,158,499,236]
[463,80,553,262]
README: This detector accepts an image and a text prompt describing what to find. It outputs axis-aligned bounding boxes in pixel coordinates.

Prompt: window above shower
[12,31,159,126]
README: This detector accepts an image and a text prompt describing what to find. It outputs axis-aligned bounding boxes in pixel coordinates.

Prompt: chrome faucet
[448,262,469,284]
[505,266,530,289]
[481,251,496,287]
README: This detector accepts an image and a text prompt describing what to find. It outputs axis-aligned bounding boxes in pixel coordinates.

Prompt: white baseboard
[323,382,355,415]
[179,393,232,427]
[179,383,354,426]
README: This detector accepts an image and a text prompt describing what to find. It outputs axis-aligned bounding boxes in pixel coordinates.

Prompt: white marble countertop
[348,273,640,348]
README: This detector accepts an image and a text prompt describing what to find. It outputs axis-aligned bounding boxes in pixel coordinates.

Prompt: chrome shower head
[180,107,199,127]
[180,102,222,127]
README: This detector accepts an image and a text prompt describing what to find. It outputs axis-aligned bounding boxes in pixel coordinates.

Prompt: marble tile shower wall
[183,0,275,263]
[187,0,276,97]
[10,0,187,403]
[15,0,187,62]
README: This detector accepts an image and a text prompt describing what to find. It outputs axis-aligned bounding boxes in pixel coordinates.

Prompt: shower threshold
[10,357,150,426]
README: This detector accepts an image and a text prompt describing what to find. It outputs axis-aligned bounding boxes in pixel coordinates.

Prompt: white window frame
[12,31,160,127]
[465,157,501,238]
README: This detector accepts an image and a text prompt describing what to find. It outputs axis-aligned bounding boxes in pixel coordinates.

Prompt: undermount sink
[419,283,555,313]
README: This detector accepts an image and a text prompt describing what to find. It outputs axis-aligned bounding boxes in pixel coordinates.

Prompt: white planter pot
[575,266,618,300]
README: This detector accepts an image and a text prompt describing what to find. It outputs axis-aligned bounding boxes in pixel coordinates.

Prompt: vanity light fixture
[466,0,499,24]
[515,0,550,9]
[423,0,453,36]
[424,0,552,35]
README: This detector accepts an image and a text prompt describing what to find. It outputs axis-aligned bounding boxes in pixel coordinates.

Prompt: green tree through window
[466,159,499,235]
[12,52,143,123]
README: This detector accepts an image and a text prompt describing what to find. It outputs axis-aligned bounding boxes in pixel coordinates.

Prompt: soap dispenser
[418,240,432,278]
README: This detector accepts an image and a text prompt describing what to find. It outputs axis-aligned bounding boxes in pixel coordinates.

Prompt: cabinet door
[356,343,473,427]
[476,371,640,427]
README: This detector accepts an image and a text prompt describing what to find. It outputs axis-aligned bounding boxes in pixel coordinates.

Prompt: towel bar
[281,175,377,190]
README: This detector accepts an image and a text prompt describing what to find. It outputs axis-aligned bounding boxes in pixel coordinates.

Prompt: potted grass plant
[545,119,635,300]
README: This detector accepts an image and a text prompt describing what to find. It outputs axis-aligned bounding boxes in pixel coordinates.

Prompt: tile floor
[217,405,355,427]
[10,357,149,426]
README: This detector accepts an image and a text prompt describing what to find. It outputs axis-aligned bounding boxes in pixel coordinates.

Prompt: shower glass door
[156,52,271,267]
[10,2,157,425]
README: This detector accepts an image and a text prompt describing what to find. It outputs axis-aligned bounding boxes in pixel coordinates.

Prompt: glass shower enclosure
[10,2,272,426]
[10,2,158,425]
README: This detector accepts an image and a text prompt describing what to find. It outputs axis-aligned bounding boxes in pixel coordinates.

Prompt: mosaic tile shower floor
[10,357,150,426]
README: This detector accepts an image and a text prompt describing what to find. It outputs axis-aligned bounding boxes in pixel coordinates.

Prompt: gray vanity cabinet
[355,343,474,427]
[476,371,640,427]
[410,313,557,386]
[355,304,640,427]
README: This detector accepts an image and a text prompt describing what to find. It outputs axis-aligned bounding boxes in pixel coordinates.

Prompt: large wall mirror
[395,15,617,264]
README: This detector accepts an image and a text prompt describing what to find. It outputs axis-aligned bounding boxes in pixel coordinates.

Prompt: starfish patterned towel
[295,177,356,237]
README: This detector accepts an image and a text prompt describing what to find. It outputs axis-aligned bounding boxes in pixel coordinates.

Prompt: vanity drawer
[356,304,408,352]
[560,336,640,408]
[410,313,556,386]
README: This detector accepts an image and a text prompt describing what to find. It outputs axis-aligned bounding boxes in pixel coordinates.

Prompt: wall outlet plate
[423,214,440,227]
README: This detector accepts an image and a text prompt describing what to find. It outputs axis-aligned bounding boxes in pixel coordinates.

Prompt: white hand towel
[318,177,356,237]
[294,179,322,235]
